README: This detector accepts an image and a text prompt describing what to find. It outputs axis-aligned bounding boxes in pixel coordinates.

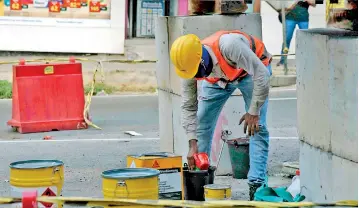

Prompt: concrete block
[158,90,174,152]
[297,29,358,162]
[296,29,331,151]
[297,29,358,203]
[300,141,358,202]
[300,141,334,202]
[270,75,296,87]
[327,37,358,162]
[171,93,189,163]
[155,17,171,91]
[331,155,358,201]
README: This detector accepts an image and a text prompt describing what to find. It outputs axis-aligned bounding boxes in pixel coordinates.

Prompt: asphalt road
[0,87,298,200]
[0,88,297,141]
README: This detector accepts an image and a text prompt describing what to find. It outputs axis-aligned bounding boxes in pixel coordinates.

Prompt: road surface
[0,88,297,141]
[0,87,298,200]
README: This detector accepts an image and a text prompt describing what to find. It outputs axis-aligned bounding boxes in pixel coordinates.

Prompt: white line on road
[270,88,296,92]
[0,137,160,143]
[0,96,297,103]
[0,136,298,143]
[270,137,298,140]
[269,97,297,101]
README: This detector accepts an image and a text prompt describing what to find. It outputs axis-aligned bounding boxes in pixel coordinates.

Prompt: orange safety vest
[197,30,271,84]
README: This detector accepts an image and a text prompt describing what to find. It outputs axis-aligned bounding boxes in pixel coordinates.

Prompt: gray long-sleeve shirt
[181,33,271,141]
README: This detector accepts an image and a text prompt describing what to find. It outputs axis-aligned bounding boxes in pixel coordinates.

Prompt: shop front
[0,0,126,54]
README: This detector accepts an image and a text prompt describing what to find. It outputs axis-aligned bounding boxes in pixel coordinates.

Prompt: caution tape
[0,53,296,66]
[0,196,357,208]
[0,58,158,65]
[83,61,104,130]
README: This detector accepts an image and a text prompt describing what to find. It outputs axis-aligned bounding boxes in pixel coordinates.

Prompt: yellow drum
[204,184,231,201]
[102,168,160,200]
[10,160,64,208]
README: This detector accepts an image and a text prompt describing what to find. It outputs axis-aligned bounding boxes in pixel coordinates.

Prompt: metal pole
[281,2,288,75]
[129,0,134,38]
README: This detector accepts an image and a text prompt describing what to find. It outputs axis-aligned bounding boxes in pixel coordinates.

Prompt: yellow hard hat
[170,34,202,79]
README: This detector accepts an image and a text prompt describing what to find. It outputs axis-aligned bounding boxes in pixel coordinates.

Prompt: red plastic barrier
[7,59,88,133]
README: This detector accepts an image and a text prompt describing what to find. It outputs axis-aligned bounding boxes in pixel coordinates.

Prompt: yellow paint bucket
[204,184,231,201]
[0,0,4,16]
[102,168,160,200]
[9,160,64,208]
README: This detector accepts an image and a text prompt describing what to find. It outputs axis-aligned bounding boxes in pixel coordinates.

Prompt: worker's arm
[306,0,316,7]
[253,0,261,13]
[219,34,270,116]
[181,78,198,141]
[181,78,199,170]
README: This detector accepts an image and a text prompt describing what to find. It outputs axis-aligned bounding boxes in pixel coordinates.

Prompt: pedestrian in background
[277,0,316,66]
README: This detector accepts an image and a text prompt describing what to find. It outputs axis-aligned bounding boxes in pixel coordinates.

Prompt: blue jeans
[279,19,309,64]
[197,65,271,185]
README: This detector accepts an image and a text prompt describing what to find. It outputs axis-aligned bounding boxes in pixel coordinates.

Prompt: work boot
[249,183,262,201]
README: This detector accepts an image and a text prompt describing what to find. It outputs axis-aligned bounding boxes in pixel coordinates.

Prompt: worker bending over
[170,30,272,200]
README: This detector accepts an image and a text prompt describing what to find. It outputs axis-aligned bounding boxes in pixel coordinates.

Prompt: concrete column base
[300,141,358,202]
[296,28,358,202]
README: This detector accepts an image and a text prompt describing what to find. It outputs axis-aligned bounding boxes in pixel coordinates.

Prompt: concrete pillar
[155,14,262,175]
[296,29,358,201]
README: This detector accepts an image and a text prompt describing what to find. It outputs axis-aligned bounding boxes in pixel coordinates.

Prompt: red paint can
[22,190,38,208]
[193,153,209,170]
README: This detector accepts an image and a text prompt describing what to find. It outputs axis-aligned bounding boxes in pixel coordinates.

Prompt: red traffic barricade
[7,58,88,133]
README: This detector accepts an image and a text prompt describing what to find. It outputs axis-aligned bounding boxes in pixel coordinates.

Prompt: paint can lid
[102,168,160,179]
[9,160,64,169]
[204,184,231,190]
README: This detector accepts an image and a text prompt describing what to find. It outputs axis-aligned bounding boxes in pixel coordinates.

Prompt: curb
[270,75,297,87]
[281,161,299,177]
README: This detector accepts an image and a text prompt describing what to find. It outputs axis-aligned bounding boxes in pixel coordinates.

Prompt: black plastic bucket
[183,164,216,201]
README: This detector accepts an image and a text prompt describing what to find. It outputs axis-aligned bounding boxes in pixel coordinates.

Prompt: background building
[125,0,326,57]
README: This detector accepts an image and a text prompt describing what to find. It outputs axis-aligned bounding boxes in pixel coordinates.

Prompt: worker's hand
[187,140,198,170]
[239,113,260,136]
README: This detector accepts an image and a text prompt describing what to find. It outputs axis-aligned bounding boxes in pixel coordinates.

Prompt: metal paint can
[102,168,160,200]
[10,160,64,208]
[204,184,232,201]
